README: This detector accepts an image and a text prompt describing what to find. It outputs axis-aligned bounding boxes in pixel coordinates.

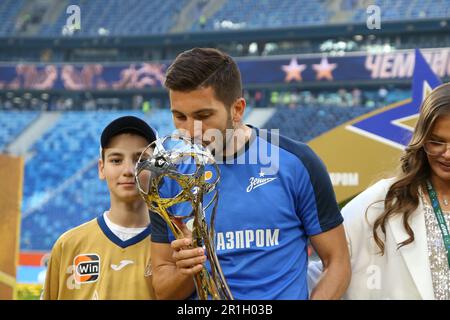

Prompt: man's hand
[151,221,207,299]
[171,237,206,276]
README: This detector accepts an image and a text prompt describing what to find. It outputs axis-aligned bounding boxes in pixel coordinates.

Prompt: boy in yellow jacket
[42,116,156,299]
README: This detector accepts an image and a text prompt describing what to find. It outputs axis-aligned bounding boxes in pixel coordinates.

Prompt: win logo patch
[73,253,100,284]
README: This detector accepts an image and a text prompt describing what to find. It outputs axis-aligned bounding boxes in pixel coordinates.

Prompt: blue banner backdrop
[0,48,449,90]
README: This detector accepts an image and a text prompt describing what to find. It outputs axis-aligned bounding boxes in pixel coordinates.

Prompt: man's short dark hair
[164,48,242,108]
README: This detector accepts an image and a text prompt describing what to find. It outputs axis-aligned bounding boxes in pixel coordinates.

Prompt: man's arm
[151,236,206,300]
[309,224,351,300]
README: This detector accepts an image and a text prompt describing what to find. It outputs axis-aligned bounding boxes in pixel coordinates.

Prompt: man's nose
[182,119,203,142]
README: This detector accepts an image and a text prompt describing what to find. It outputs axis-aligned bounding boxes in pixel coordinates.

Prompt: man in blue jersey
[150,48,351,300]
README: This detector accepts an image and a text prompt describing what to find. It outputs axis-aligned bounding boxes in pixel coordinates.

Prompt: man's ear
[231,98,246,123]
[98,158,105,180]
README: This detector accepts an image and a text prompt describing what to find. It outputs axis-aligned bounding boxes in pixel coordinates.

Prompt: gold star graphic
[281,58,306,82]
[312,57,337,81]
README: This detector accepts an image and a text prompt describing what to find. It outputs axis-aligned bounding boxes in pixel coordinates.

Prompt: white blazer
[308,178,435,299]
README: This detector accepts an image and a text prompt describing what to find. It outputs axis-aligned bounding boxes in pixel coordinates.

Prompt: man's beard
[206,116,234,158]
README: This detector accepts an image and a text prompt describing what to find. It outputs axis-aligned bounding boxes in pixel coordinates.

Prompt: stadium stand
[0,0,187,37]
[265,105,374,143]
[1,0,449,63]
[351,0,450,22]
[2,0,449,37]
[190,0,332,32]
[41,0,188,37]
[0,0,26,36]
[0,111,39,151]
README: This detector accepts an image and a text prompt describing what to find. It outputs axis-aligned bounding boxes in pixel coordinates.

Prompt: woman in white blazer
[309,83,450,299]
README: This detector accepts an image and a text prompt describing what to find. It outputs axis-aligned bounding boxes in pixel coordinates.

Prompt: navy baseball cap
[100,116,157,149]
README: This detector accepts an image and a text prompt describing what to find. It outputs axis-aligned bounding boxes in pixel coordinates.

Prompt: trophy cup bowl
[135,134,233,300]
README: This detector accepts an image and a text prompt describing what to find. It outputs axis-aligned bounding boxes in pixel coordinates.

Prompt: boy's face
[169,86,245,153]
[98,133,149,202]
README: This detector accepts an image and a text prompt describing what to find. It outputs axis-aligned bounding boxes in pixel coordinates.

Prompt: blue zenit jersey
[151,127,343,299]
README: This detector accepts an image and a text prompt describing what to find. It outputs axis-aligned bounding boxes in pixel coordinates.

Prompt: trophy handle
[190,199,234,300]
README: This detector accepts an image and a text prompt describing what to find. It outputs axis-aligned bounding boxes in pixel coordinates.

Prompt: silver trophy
[135,134,233,300]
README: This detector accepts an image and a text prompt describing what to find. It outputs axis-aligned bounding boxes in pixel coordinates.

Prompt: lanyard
[426,180,450,268]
